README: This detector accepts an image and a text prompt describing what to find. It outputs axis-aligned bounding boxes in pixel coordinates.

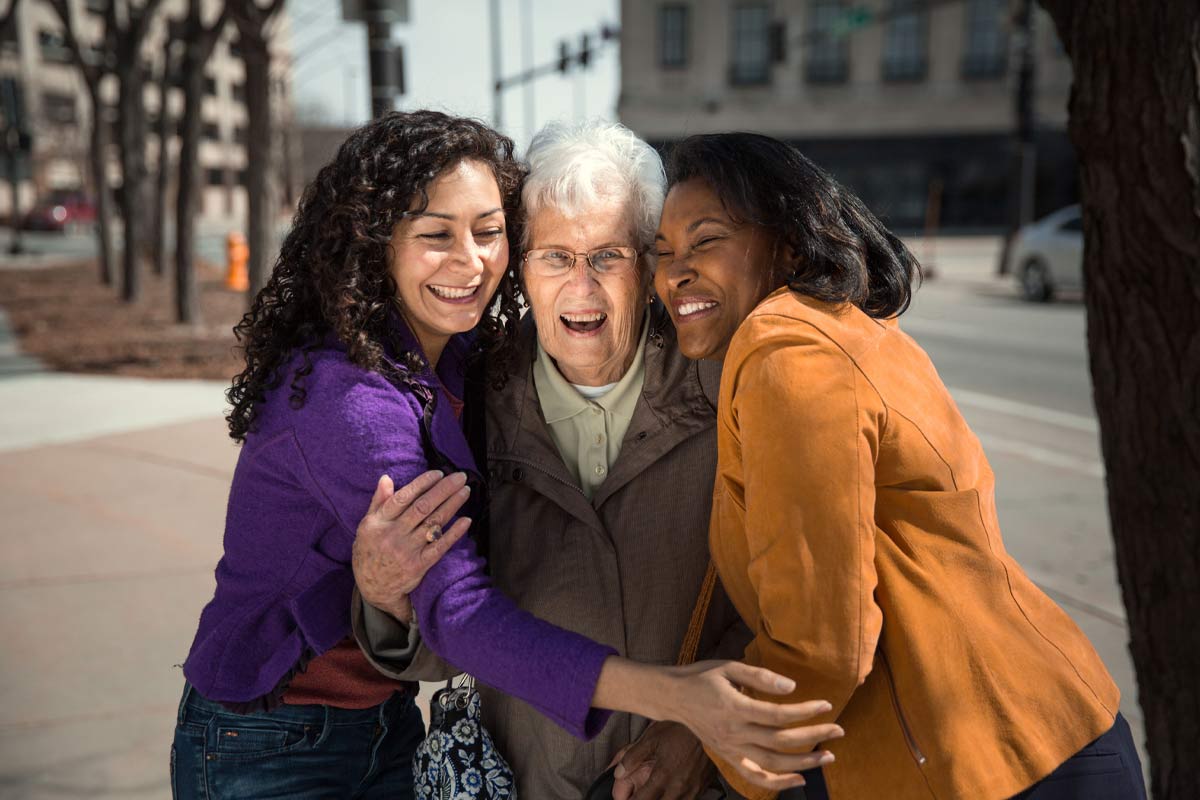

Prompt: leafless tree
[151,27,172,277]
[1037,2,1200,797]
[173,0,228,324]
[229,0,284,300]
[111,0,167,301]
[45,0,116,286]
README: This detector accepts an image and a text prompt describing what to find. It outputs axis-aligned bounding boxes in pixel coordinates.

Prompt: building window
[202,122,221,141]
[806,0,849,84]
[38,30,73,64]
[962,0,1007,78]
[233,126,247,145]
[232,82,246,103]
[84,0,107,13]
[882,0,927,81]
[203,76,217,96]
[206,168,225,187]
[41,91,77,124]
[658,4,689,69]
[730,3,771,85]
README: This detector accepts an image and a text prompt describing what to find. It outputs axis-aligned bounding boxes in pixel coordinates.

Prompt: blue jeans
[170,682,424,799]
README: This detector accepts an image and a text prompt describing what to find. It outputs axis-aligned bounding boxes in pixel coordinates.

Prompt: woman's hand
[666,660,842,793]
[352,470,472,622]
[592,657,842,794]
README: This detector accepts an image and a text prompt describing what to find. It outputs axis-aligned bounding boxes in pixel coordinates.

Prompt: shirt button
[594,432,605,445]
[594,464,606,476]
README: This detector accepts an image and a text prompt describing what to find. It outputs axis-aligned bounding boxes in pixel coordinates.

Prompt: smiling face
[654,179,779,361]
[524,204,647,386]
[389,160,508,366]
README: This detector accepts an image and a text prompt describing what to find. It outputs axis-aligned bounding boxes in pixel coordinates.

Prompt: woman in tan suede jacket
[653,133,1146,800]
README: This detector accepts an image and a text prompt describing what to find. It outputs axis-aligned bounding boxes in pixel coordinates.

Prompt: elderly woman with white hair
[348,119,839,798]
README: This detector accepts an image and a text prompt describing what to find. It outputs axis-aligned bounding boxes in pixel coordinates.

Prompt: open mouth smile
[673,299,719,322]
[560,311,608,335]
[428,284,481,304]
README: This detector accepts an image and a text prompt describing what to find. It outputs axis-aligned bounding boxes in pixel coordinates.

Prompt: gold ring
[424,522,443,544]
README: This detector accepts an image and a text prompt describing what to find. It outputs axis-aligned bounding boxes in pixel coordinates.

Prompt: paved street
[0,239,1146,798]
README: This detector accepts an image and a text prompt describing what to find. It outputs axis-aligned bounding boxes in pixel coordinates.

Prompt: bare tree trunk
[116,53,148,301]
[231,0,284,302]
[171,0,227,324]
[1038,2,1200,797]
[152,50,172,277]
[174,39,204,324]
[241,31,273,299]
[87,101,115,286]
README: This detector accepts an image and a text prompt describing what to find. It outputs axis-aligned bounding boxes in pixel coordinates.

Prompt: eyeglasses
[522,246,639,278]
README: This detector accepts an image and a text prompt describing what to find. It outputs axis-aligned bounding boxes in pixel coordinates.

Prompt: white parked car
[1011,205,1083,302]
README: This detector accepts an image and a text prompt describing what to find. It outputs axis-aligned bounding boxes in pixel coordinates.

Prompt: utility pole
[999,0,1037,274]
[364,0,400,118]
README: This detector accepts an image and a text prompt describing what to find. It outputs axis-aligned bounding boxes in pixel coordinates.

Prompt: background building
[619,0,1074,231]
[0,0,295,227]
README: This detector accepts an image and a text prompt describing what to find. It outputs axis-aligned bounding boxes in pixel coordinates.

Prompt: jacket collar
[488,301,716,517]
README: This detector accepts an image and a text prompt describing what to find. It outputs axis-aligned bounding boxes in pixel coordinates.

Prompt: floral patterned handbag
[413,676,517,799]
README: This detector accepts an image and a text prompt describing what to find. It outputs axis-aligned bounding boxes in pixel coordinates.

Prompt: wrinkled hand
[609,721,715,800]
[352,470,472,622]
[667,660,843,794]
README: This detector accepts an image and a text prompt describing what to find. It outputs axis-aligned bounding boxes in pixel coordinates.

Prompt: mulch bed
[0,259,248,381]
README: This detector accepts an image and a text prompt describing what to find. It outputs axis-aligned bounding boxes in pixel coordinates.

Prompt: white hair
[521,120,666,252]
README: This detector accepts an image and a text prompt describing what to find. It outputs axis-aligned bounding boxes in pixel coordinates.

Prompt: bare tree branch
[46,0,102,90]
[0,0,19,40]
[200,0,232,61]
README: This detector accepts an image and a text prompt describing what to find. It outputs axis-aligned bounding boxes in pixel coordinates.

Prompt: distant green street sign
[832,7,873,37]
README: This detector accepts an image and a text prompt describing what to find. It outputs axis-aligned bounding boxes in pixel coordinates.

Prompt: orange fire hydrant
[225,232,249,291]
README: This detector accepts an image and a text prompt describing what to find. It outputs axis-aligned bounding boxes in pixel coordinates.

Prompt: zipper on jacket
[880,651,927,766]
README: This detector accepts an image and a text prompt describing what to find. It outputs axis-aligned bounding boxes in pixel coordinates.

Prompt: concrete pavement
[0,241,1147,798]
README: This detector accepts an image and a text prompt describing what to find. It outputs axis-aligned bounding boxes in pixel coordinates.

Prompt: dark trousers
[778,714,1143,800]
[1012,713,1146,800]
[170,682,425,799]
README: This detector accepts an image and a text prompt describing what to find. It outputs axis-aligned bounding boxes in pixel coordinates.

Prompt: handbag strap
[676,561,717,666]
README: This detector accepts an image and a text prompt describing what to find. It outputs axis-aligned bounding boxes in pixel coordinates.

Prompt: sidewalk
[0,358,231,798]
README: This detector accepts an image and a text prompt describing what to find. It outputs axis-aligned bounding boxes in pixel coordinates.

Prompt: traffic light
[600,24,619,42]
[558,40,571,73]
[578,33,592,68]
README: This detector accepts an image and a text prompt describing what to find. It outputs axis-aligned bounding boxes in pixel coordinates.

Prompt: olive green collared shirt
[532,321,649,501]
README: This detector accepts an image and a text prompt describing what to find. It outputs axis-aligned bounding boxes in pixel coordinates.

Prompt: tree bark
[152,47,172,277]
[87,92,116,287]
[1038,3,1200,798]
[240,30,272,299]
[115,45,147,301]
[231,0,284,301]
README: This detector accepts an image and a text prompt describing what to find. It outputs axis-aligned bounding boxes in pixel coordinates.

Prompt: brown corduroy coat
[355,303,751,799]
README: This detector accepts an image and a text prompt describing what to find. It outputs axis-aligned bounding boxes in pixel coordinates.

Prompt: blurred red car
[21,191,97,232]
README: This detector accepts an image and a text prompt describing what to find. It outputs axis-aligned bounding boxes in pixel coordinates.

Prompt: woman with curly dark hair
[170,112,839,799]
[654,132,1144,799]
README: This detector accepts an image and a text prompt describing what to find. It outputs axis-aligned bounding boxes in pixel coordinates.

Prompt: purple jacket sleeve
[295,362,616,739]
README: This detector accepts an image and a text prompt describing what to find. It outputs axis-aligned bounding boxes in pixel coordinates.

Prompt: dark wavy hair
[226,110,526,443]
[665,132,920,319]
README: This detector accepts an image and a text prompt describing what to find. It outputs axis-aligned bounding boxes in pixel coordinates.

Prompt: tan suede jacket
[709,288,1119,800]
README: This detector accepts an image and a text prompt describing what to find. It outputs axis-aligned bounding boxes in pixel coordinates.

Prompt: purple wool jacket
[182,316,616,739]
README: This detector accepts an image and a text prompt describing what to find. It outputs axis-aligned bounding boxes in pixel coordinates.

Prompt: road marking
[975,432,1105,478]
[949,386,1099,433]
